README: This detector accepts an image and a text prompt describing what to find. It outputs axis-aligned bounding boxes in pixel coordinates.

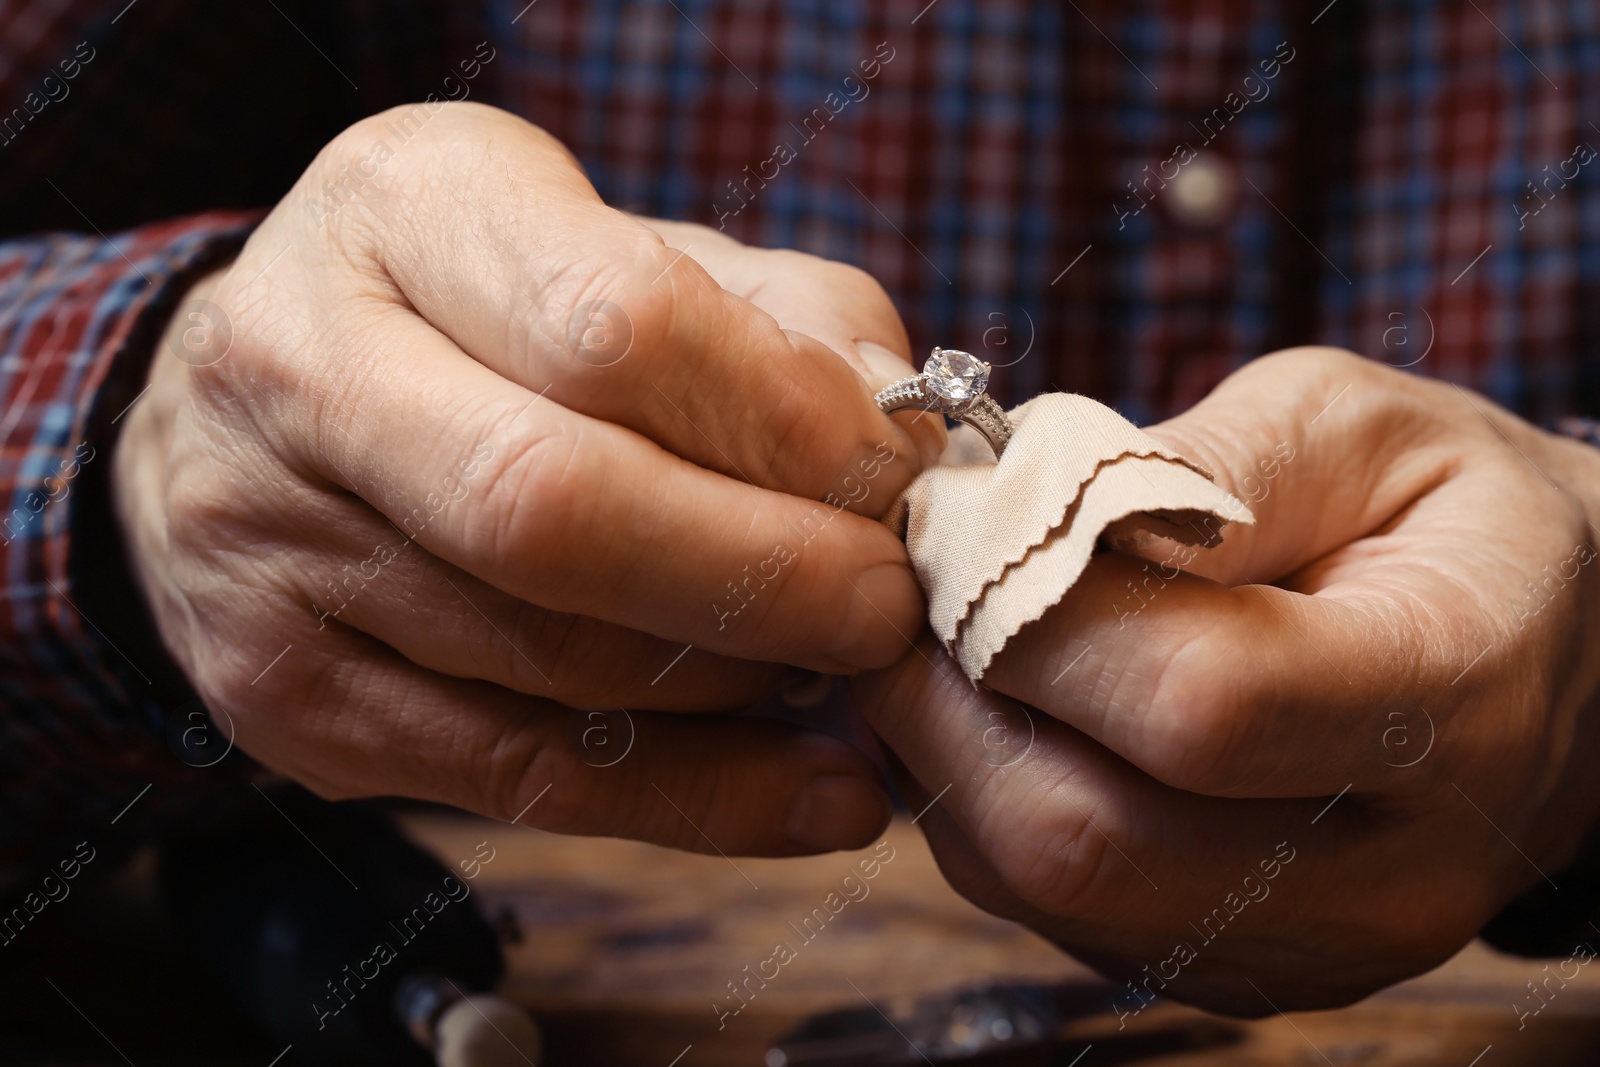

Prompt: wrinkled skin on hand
[856,348,1600,1015]
[114,102,946,857]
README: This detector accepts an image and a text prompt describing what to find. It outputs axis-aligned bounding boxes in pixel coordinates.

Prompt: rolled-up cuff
[0,211,263,872]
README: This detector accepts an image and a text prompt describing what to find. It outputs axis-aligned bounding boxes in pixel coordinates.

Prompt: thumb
[1138,347,1454,586]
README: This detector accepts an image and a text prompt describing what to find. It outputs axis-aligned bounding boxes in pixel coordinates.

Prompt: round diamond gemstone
[924,348,989,403]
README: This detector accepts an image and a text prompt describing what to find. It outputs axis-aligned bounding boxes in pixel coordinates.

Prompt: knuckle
[533,231,676,372]
[772,248,885,299]
[1229,346,1380,403]
[1256,345,1365,377]
[825,259,896,309]
[304,113,418,234]
[1138,636,1252,794]
[986,779,1112,912]
[471,423,601,600]
[478,718,587,832]
[771,251,905,342]
[309,103,585,248]
[324,111,398,161]
[329,102,490,167]
[757,367,850,491]
[579,237,679,328]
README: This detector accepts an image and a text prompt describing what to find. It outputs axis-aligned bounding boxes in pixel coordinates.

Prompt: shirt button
[1167,155,1239,229]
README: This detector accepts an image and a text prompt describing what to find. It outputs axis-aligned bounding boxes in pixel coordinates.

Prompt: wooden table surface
[404,812,1600,1067]
[7,809,1600,1066]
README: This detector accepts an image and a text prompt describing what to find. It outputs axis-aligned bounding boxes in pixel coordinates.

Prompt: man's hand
[114,102,943,856]
[855,348,1600,1015]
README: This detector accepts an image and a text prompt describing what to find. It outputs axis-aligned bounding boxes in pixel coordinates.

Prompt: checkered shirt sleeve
[0,212,260,868]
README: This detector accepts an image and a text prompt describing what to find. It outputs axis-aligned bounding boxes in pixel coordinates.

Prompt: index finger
[260,306,924,673]
[984,553,1403,799]
[325,103,928,513]
[851,640,1465,1016]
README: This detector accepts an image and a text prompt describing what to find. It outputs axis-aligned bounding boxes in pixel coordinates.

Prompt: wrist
[110,268,230,686]
[0,211,259,866]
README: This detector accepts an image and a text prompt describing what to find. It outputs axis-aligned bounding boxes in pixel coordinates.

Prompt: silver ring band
[874,348,1013,459]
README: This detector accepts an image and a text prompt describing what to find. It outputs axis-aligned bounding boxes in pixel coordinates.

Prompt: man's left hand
[855,347,1600,1016]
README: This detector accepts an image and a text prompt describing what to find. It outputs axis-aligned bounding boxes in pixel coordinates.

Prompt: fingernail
[786,773,892,852]
[830,562,925,669]
[854,340,916,390]
[856,340,947,468]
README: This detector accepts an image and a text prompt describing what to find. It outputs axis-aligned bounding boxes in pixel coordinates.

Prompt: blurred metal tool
[767,980,1243,1067]
[766,982,1076,1067]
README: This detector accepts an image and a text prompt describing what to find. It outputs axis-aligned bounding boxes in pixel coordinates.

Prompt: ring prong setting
[875,347,1013,460]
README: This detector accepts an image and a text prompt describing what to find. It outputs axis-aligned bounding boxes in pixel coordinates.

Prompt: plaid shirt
[3,0,1599,866]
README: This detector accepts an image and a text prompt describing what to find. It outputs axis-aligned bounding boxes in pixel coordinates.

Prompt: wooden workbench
[408,812,1600,1066]
[7,809,1600,1065]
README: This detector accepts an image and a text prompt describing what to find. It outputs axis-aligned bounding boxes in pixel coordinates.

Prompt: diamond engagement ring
[875,347,1013,459]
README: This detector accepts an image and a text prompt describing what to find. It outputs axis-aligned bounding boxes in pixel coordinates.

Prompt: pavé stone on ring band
[874,347,1013,460]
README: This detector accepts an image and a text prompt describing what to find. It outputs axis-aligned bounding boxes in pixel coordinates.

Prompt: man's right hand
[113,102,934,855]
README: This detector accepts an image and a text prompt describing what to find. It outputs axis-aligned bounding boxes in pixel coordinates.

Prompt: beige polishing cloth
[885,393,1252,682]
